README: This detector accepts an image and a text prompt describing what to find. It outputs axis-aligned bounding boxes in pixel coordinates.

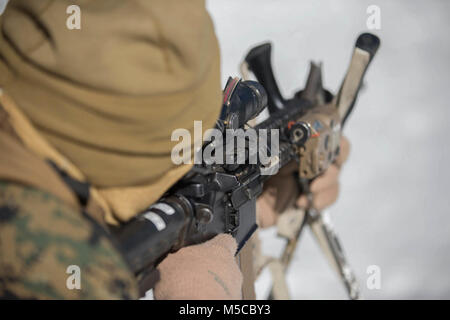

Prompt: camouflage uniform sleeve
[0,181,139,299]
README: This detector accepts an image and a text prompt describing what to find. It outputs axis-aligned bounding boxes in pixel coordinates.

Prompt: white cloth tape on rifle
[141,203,177,231]
[143,211,166,231]
[149,203,175,215]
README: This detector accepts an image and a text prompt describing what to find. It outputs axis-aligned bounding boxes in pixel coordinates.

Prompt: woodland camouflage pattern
[0,181,139,299]
[0,0,223,299]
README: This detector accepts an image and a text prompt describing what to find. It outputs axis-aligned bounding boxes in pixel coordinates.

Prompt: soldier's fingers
[296,183,339,211]
[256,193,278,228]
[310,165,340,193]
[296,195,308,208]
[335,136,350,168]
[274,176,299,213]
[264,186,277,208]
[313,183,340,211]
[276,160,298,176]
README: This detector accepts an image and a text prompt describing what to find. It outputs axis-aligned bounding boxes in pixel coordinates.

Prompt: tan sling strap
[238,238,256,300]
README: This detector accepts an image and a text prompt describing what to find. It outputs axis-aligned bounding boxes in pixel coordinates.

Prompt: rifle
[111,33,380,297]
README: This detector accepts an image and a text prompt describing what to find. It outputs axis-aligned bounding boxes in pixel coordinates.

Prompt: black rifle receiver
[112,78,271,289]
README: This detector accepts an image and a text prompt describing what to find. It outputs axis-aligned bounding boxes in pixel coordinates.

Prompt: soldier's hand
[154,234,242,300]
[256,136,350,228]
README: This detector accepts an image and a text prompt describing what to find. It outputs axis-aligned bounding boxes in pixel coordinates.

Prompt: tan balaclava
[0,0,222,223]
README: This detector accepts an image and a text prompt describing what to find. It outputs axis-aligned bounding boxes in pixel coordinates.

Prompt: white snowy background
[207,0,450,299]
[1,0,449,299]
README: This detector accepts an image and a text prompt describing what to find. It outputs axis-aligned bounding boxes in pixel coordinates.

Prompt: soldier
[0,0,348,299]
